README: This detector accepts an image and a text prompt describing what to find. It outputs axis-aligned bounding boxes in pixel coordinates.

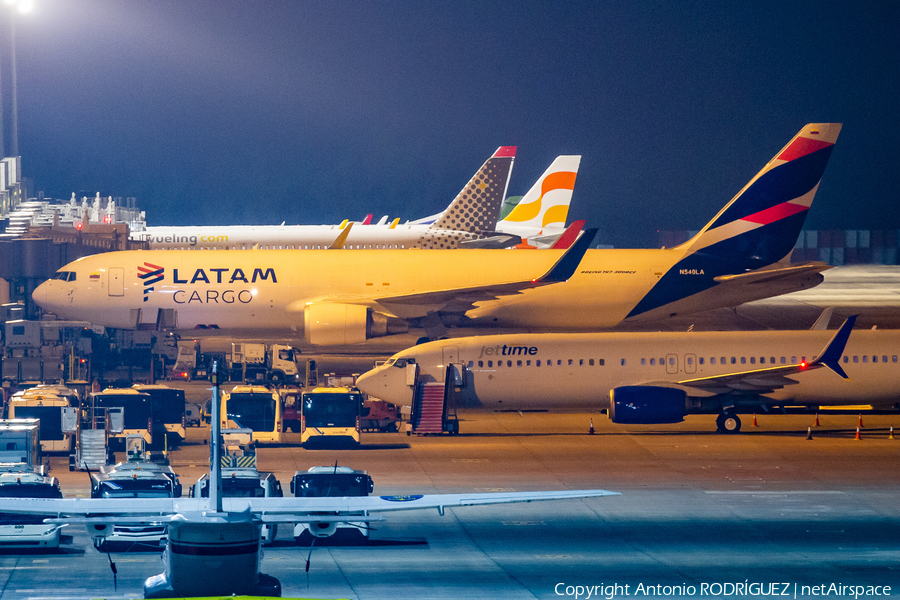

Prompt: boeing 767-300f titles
[0,365,618,598]
[357,316,872,434]
[34,124,841,346]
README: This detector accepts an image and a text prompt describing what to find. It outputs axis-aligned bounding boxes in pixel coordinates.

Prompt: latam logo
[138,262,164,303]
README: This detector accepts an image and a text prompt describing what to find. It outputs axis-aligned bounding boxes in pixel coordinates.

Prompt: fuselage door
[684,353,697,374]
[109,267,124,296]
[665,353,678,375]
[441,346,459,382]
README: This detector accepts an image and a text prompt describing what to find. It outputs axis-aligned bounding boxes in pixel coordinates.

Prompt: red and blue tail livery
[627,123,841,320]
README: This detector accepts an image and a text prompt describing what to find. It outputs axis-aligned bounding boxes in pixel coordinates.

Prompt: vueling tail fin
[679,123,841,267]
[430,146,516,233]
[501,155,581,230]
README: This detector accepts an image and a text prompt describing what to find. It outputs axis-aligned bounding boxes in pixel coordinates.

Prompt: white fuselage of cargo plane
[357,327,900,413]
[32,246,825,341]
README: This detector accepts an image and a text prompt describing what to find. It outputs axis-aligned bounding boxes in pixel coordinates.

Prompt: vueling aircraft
[0,365,618,598]
[355,316,891,434]
[497,155,581,248]
[136,146,522,251]
[34,124,841,346]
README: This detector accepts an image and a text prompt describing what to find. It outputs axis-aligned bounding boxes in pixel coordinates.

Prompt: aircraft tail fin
[430,147,516,233]
[679,124,841,267]
[329,222,354,249]
[502,155,581,230]
[812,315,857,379]
[361,214,373,225]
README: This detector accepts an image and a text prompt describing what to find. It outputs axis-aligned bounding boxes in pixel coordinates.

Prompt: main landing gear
[716,411,741,434]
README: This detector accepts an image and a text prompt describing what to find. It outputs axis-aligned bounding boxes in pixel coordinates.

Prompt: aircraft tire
[716,412,742,434]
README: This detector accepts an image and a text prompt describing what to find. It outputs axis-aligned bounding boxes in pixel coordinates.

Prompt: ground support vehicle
[7,384,80,453]
[132,384,187,447]
[291,465,373,543]
[66,404,123,471]
[189,432,283,543]
[227,343,301,383]
[0,420,65,548]
[360,399,401,432]
[299,387,362,448]
[89,435,182,550]
[220,385,283,444]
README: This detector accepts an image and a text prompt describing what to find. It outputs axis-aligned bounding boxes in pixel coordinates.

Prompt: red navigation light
[800,361,807,369]
[75,222,83,230]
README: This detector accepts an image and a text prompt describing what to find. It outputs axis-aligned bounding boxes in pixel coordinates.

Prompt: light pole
[4,0,31,158]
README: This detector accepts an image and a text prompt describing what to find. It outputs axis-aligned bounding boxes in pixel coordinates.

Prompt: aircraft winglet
[812,315,857,379]
[549,220,586,250]
[537,228,597,283]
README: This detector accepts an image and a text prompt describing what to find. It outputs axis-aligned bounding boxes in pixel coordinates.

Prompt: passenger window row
[469,354,899,370]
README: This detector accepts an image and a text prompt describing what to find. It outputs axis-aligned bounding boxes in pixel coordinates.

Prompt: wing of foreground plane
[0,489,619,526]
[641,316,856,395]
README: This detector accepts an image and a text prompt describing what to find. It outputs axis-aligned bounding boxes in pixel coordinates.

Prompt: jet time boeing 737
[34,124,841,346]
[356,317,879,434]
[0,365,618,597]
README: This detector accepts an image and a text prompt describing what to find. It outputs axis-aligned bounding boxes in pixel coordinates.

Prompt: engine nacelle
[308,521,337,538]
[608,386,686,424]
[89,523,113,540]
[303,303,408,346]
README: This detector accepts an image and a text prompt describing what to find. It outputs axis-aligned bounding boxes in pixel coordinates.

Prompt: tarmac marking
[705,490,846,494]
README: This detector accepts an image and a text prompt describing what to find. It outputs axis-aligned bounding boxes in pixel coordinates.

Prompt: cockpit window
[52,271,75,281]
[392,358,415,368]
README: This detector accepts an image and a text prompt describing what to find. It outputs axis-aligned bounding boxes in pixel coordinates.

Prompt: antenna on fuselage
[210,361,223,513]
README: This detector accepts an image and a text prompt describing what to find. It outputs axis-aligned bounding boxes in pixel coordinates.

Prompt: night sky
[8,1,900,248]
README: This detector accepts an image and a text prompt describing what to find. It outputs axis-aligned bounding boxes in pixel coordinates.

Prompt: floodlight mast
[209,361,223,513]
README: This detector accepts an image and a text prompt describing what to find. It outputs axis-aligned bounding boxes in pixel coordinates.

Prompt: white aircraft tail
[501,155,581,230]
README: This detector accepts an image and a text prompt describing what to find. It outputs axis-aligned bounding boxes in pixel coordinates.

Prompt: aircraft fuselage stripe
[740,200,808,225]
[170,541,258,556]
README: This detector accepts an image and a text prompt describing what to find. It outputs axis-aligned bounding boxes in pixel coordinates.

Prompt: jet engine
[303,303,408,346]
[608,386,686,424]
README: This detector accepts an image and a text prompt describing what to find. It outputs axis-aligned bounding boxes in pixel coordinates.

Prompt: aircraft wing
[373,229,596,317]
[652,316,856,395]
[713,261,832,288]
[0,490,618,525]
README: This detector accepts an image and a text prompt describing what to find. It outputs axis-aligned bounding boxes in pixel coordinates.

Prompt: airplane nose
[32,281,48,309]
[355,370,376,395]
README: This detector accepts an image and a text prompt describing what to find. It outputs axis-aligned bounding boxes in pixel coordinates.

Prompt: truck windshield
[11,406,64,441]
[0,483,62,498]
[294,474,368,497]
[94,394,151,430]
[95,479,173,498]
[226,394,276,432]
[142,389,186,424]
[302,393,360,428]
[198,478,266,498]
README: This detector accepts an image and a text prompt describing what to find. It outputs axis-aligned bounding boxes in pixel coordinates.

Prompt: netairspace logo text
[554,582,892,599]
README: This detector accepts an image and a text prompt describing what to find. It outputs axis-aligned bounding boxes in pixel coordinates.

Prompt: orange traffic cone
[858,413,864,428]
[752,414,758,427]
[814,413,820,427]
[589,419,595,435]
[806,427,813,440]
[855,426,861,440]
